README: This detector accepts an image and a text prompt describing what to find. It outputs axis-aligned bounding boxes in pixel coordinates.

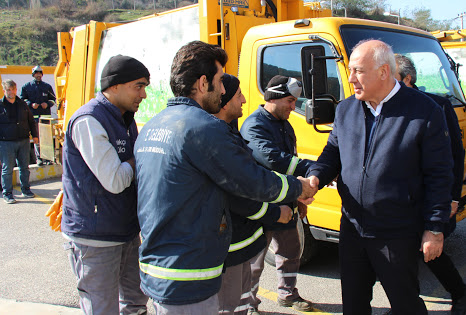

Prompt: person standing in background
[20,65,56,165]
[395,54,466,315]
[0,79,38,204]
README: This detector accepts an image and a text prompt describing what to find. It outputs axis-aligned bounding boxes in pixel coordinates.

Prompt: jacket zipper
[359,112,382,208]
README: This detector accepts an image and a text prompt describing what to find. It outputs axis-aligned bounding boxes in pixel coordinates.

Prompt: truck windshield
[340,25,466,106]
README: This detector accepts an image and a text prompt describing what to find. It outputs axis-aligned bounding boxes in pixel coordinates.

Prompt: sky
[384,0,465,28]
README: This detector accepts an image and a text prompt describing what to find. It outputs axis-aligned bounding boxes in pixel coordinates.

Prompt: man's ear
[403,74,412,87]
[198,75,209,94]
[379,64,391,80]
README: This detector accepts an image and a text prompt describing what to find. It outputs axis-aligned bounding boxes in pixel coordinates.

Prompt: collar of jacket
[167,96,202,109]
[1,95,20,106]
[258,104,281,122]
[96,92,135,129]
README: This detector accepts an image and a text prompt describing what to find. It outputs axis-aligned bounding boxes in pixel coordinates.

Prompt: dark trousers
[339,217,427,315]
[425,251,466,301]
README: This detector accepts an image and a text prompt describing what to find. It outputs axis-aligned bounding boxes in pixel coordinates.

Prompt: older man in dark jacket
[308,40,453,315]
[0,79,38,204]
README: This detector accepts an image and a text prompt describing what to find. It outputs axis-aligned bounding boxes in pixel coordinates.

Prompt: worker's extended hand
[41,102,48,109]
[33,137,39,144]
[420,230,443,262]
[297,176,317,205]
[277,205,293,224]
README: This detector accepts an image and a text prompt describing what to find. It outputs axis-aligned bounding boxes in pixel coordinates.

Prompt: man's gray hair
[1,79,16,90]
[395,54,417,85]
[353,39,396,75]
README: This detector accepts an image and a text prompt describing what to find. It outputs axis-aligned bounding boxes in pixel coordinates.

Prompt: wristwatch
[428,230,442,235]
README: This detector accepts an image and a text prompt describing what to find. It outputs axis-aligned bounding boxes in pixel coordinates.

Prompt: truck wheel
[264,219,320,267]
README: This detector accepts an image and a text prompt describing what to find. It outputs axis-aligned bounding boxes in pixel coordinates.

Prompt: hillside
[0,0,197,66]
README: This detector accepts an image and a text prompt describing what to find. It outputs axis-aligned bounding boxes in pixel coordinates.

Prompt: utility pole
[459,12,466,29]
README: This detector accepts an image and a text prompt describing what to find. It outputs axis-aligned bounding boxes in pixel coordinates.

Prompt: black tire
[264,219,320,267]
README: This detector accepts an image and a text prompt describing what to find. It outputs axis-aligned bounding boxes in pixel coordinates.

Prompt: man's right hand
[277,205,293,224]
[32,103,39,109]
[297,176,318,205]
[126,157,136,172]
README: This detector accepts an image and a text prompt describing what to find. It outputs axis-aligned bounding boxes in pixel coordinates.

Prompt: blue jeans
[0,139,31,195]
[66,236,148,315]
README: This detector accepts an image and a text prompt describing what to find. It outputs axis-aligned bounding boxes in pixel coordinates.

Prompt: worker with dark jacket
[240,75,315,314]
[134,41,315,315]
[20,65,56,165]
[395,54,466,315]
[61,55,150,315]
[214,74,294,315]
[307,40,453,314]
[0,79,38,204]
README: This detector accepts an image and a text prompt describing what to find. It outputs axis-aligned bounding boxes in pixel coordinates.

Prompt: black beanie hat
[220,74,240,108]
[264,75,302,101]
[100,55,150,91]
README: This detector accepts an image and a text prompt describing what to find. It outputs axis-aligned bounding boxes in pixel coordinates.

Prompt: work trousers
[66,236,148,315]
[250,228,301,309]
[425,251,466,300]
[218,253,260,315]
[0,139,31,195]
[153,294,219,315]
[339,217,427,315]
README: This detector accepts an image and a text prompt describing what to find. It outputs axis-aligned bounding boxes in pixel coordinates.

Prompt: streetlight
[384,9,401,25]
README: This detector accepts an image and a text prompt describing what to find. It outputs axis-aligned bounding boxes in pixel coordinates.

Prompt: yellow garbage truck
[53,0,466,264]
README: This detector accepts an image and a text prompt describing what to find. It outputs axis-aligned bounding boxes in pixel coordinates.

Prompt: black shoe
[277,296,314,312]
[37,159,44,166]
[247,307,261,315]
[21,190,35,198]
[452,293,466,315]
[3,194,16,204]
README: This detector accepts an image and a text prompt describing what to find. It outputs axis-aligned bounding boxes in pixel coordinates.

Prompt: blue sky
[385,0,465,27]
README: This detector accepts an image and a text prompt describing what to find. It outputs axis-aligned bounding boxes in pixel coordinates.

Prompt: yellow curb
[258,287,331,314]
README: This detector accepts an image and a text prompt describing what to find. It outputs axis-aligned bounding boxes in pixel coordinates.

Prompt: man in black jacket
[214,74,294,315]
[308,40,453,315]
[395,54,466,315]
[0,80,38,204]
[20,66,56,165]
[240,75,315,314]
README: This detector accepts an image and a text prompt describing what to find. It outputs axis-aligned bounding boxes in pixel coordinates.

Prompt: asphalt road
[0,178,465,314]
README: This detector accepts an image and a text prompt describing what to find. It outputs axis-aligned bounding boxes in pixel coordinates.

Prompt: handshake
[297,175,320,205]
[276,175,320,224]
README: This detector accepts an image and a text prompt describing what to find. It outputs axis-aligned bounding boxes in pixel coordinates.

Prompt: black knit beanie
[264,75,302,101]
[220,74,240,108]
[100,55,150,91]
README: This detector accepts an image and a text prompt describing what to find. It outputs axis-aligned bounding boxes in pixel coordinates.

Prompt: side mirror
[305,96,336,133]
[301,45,328,98]
[301,45,340,133]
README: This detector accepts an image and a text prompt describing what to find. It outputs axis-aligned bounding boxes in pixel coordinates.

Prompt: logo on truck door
[220,0,249,8]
